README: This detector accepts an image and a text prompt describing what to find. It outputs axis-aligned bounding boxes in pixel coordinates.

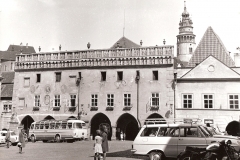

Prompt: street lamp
[173,72,177,120]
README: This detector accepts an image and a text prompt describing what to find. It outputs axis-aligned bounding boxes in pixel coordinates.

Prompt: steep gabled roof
[110,36,141,49]
[1,84,13,98]
[7,45,36,53]
[187,26,235,67]
[1,72,15,84]
[0,51,19,61]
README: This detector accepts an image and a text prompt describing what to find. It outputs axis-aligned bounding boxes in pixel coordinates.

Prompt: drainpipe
[76,75,81,120]
[173,72,177,120]
[136,71,141,128]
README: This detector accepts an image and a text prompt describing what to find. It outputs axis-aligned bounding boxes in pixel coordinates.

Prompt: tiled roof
[0,51,19,61]
[1,84,13,98]
[110,36,141,49]
[187,26,235,67]
[7,45,36,53]
[1,72,15,84]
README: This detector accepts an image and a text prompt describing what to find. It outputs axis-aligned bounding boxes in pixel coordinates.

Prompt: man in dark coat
[101,126,109,160]
[226,120,240,136]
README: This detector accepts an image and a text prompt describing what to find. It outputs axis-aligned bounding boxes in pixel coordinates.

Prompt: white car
[0,131,19,146]
[131,123,240,160]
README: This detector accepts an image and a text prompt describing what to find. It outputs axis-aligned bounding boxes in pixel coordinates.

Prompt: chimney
[234,53,240,67]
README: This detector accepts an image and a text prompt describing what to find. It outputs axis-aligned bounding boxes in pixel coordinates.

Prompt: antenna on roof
[123,9,125,37]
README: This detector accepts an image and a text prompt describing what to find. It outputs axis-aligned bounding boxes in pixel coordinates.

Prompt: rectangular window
[101,72,106,81]
[229,94,239,109]
[91,94,98,107]
[19,98,25,108]
[189,47,193,53]
[124,94,131,106]
[182,94,193,108]
[24,77,30,87]
[54,95,60,107]
[203,94,213,109]
[117,71,123,81]
[151,93,160,106]
[107,94,114,106]
[153,71,158,80]
[36,74,41,83]
[35,95,40,107]
[3,103,11,112]
[70,95,76,107]
[55,72,61,82]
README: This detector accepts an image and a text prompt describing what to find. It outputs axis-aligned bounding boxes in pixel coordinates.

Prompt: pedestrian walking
[101,126,109,160]
[120,131,123,141]
[93,130,103,160]
[5,129,10,148]
[18,129,26,153]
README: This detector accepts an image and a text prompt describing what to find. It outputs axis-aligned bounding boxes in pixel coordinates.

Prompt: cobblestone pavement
[0,140,176,160]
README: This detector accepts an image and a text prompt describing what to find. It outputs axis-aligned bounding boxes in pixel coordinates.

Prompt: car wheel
[31,135,36,143]
[55,135,61,143]
[149,151,163,160]
[42,140,48,143]
[178,154,191,160]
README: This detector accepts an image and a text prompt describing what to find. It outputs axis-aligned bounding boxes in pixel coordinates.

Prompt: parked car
[0,131,19,146]
[131,120,240,160]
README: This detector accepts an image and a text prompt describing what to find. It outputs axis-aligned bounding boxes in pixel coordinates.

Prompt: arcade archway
[146,113,166,124]
[90,113,111,140]
[21,115,34,130]
[43,115,55,120]
[116,113,139,140]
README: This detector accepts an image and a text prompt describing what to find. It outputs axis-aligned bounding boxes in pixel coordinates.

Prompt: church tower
[177,1,196,66]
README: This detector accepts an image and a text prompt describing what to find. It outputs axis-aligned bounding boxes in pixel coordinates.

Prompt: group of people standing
[5,129,26,154]
[93,125,109,160]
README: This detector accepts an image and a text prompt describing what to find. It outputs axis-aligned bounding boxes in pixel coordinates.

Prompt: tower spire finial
[184,1,186,11]
[123,9,125,37]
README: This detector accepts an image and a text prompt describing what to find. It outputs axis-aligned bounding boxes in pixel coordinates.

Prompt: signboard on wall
[204,119,214,124]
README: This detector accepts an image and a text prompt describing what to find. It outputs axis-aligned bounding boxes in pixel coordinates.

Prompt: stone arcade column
[111,126,116,140]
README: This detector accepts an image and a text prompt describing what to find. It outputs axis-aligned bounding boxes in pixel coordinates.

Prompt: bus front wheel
[55,135,61,143]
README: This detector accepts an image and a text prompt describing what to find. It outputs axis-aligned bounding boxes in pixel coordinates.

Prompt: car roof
[142,123,202,128]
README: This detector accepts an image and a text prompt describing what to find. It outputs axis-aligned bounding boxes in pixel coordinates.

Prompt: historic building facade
[175,26,240,131]
[11,40,174,140]
[0,44,35,130]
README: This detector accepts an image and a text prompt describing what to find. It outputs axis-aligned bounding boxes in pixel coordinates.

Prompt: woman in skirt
[93,130,103,160]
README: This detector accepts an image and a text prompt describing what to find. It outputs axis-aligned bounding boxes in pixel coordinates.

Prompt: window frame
[3,102,12,113]
[36,74,41,83]
[54,95,61,107]
[202,94,214,109]
[152,70,158,81]
[24,77,30,87]
[228,94,239,109]
[117,71,123,81]
[150,93,160,107]
[91,94,98,107]
[19,98,25,108]
[124,93,131,107]
[101,71,106,81]
[34,95,40,107]
[107,94,114,107]
[182,94,193,108]
[55,72,62,82]
[70,94,77,107]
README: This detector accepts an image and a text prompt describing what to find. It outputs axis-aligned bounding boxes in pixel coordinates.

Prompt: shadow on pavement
[106,149,148,159]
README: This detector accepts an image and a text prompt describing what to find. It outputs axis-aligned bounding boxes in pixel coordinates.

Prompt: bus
[28,119,88,143]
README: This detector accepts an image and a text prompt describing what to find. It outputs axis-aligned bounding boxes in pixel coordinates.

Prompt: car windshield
[203,126,221,135]
[11,132,16,135]
[199,126,213,137]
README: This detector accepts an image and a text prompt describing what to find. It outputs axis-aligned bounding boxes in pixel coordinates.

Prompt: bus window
[45,123,49,129]
[82,123,87,129]
[67,123,72,129]
[40,123,44,129]
[35,124,40,129]
[62,123,67,129]
[49,122,55,129]
[30,124,34,130]
[55,122,61,129]
[74,123,82,129]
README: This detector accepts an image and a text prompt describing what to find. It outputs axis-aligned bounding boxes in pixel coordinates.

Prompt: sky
[0,0,240,57]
